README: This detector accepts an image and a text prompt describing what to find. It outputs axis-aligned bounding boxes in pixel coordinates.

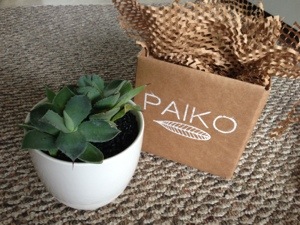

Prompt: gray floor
[1,5,299,224]
[1,0,298,26]
[0,0,176,8]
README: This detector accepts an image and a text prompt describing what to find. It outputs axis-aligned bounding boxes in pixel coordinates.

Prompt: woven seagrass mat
[0,5,299,225]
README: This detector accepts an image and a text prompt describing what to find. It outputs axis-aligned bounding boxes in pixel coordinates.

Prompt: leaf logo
[154,120,211,141]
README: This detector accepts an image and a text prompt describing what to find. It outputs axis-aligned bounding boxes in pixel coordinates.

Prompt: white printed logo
[154,120,211,141]
[144,92,238,141]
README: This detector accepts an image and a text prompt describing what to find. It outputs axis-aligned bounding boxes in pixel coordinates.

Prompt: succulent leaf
[77,86,99,101]
[103,80,127,97]
[48,148,59,156]
[115,85,146,108]
[94,93,120,109]
[63,111,75,132]
[119,81,133,95]
[19,123,39,131]
[79,120,120,143]
[46,86,56,102]
[78,74,104,91]
[90,74,105,92]
[78,143,104,163]
[77,75,104,101]
[40,110,70,133]
[112,103,141,122]
[52,86,75,111]
[22,130,57,151]
[63,95,92,131]
[29,103,59,135]
[55,131,87,162]
[89,107,121,121]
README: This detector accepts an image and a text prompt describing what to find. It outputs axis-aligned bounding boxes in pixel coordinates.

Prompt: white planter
[29,109,144,210]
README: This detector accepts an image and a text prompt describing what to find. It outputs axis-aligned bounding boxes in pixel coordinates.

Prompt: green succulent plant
[21,74,145,163]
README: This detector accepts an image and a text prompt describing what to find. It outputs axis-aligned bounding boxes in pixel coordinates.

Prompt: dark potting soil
[94,112,139,159]
[47,112,139,162]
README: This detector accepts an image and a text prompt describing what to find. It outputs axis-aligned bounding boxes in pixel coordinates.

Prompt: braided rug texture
[0,5,299,225]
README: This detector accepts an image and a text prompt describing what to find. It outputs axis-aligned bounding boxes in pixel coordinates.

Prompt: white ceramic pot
[29,109,144,210]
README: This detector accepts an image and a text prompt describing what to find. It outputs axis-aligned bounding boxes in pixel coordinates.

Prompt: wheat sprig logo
[154,120,211,141]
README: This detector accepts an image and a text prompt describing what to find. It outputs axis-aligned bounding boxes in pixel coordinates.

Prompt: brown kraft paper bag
[134,51,270,179]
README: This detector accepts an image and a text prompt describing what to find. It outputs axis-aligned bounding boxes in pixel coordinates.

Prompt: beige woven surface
[0,5,299,224]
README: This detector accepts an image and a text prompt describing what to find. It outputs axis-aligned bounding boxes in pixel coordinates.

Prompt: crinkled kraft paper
[113,0,299,136]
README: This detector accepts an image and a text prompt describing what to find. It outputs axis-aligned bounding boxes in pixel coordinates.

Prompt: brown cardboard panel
[135,51,270,179]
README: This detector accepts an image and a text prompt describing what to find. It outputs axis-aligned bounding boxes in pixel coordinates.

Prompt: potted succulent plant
[20,74,145,210]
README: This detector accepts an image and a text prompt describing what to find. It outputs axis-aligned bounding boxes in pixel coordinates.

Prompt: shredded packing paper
[113,0,299,136]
